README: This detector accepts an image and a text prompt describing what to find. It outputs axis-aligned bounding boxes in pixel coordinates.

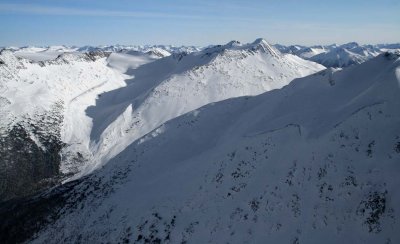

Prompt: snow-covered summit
[76,38,324,176]
[249,38,280,57]
[339,41,359,50]
[193,38,281,60]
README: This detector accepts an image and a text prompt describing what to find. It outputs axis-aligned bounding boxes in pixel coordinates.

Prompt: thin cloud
[0,3,265,23]
[0,3,201,19]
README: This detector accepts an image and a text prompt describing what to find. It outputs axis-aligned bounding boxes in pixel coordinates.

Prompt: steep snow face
[0,50,128,199]
[26,53,400,244]
[82,39,325,176]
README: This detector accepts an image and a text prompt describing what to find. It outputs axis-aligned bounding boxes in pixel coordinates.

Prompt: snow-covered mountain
[76,38,324,177]
[0,50,128,201]
[309,42,381,68]
[294,46,327,59]
[276,42,399,68]
[0,39,324,202]
[2,51,398,243]
[274,44,305,54]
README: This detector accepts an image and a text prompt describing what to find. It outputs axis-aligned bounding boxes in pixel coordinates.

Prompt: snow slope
[81,38,325,176]
[13,45,79,62]
[0,50,125,127]
[107,52,159,73]
[13,51,63,62]
[0,40,324,199]
[0,50,129,199]
[17,52,400,244]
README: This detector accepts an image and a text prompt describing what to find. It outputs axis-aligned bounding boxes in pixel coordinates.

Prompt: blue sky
[0,0,399,46]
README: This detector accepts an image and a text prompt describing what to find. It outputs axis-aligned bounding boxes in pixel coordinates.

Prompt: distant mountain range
[275,42,399,67]
[3,41,399,67]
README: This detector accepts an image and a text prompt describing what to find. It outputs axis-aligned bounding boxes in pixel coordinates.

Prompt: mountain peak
[225,40,241,48]
[249,38,280,57]
[340,42,359,49]
[252,38,268,45]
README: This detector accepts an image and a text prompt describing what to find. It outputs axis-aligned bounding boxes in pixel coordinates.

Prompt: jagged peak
[249,38,280,57]
[252,38,269,45]
[339,42,359,49]
[200,38,282,59]
[225,40,241,48]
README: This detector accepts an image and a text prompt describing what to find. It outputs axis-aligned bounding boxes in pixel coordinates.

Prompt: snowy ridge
[77,44,201,55]
[15,52,400,244]
[0,39,324,200]
[80,38,325,176]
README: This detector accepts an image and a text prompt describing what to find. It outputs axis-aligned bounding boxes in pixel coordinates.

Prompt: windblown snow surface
[2,51,398,244]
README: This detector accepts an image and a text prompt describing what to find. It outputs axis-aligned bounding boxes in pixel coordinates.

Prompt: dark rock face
[0,179,80,244]
[357,191,388,233]
[0,101,65,202]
